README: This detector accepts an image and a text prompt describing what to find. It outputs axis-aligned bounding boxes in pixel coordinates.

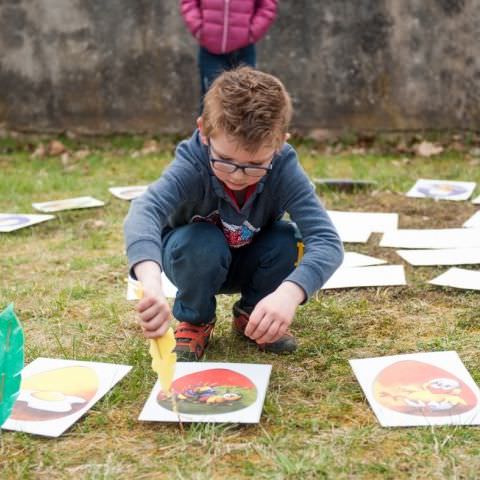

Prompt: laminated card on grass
[139,362,271,423]
[32,196,104,213]
[406,179,476,201]
[109,186,148,201]
[0,214,55,232]
[380,228,480,249]
[2,358,131,437]
[321,265,406,289]
[350,351,480,427]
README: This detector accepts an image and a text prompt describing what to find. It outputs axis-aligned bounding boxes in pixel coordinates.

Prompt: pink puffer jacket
[181,0,278,55]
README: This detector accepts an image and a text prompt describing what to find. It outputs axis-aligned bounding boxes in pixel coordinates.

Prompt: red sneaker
[174,320,215,361]
[232,302,297,353]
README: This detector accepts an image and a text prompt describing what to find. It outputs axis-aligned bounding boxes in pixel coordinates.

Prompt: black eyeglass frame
[207,141,274,178]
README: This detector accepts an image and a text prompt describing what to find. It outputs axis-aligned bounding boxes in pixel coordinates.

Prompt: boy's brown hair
[202,67,292,152]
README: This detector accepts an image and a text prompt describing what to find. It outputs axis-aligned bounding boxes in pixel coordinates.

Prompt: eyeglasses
[208,141,273,178]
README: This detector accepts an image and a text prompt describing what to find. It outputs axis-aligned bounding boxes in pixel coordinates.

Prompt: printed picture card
[321,265,406,289]
[429,267,480,291]
[32,196,104,213]
[327,210,399,233]
[463,211,480,228]
[342,252,387,268]
[109,186,148,201]
[380,228,480,249]
[0,213,55,232]
[139,362,271,423]
[406,179,476,201]
[350,351,480,427]
[2,358,131,437]
[397,248,480,266]
[126,274,178,300]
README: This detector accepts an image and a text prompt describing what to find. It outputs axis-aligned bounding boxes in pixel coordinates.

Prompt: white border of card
[32,196,104,213]
[2,358,131,437]
[380,228,480,249]
[397,248,480,266]
[139,362,271,423]
[109,186,148,201]
[406,179,476,201]
[321,265,406,289]
[0,213,55,232]
[350,351,480,427]
[429,267,480,291]
[463,211,480,228]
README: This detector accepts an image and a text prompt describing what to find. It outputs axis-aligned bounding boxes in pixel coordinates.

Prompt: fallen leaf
[48,140,67,156]
[31,143,46,159]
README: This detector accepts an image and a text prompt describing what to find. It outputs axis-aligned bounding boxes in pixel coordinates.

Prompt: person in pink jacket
[181,0,278,103]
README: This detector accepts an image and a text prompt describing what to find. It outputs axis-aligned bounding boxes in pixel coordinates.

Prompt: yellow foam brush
[128,278,176,394]
[149,329,176,395]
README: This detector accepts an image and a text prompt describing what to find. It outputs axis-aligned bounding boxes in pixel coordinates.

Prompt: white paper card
[327,210,399,233]
[32,196,104,212]
[139,362,271,423]
[321,265,406,289]
[342,252,387,268]
[0,213,55,232]
[463,211,480,228]
[406,179,476,201]
[350,351,480,427]
[335,226,372,244]
[109,186,148,201]
[473,195,480,205]
[2,358,131,437]
[429,267,480,291]
[397,248,480,266]
[380,228,480,249]
[126,274,177,300]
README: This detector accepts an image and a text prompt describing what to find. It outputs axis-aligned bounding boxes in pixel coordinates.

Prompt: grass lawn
[1,135,480,479]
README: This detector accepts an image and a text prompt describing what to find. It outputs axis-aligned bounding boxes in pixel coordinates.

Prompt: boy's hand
[134,261,172,339]
[245,282,305,344]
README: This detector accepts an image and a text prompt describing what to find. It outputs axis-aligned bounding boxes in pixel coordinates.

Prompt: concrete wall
[0,0,479,135]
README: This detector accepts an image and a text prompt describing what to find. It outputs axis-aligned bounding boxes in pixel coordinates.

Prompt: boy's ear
[285,132,291,141]
[197,116,208,145]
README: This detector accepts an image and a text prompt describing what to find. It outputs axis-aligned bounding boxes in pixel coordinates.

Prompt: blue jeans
[198,44,256,103]
[161,221,298,325]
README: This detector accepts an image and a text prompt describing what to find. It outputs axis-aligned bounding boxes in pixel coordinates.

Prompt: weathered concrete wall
[0,0,479,134]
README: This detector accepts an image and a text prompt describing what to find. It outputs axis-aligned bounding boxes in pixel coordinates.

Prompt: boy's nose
[231,168,246,180]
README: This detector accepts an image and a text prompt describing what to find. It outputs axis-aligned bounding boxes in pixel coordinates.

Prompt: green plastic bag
[0,304,24,427]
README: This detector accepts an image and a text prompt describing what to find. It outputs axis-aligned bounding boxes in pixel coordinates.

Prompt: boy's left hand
[245,282,305,344]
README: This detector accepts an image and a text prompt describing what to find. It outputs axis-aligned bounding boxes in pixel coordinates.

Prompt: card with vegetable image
[139,362,271,423]
[2,358,131,437]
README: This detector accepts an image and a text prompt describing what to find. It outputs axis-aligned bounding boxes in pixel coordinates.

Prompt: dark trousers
[198,44,256,104]
[161,221,298,325]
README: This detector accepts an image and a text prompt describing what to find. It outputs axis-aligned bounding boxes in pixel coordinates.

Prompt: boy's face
[198,119,280,191]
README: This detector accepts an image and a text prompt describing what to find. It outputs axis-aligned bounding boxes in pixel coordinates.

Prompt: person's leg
[162,222,232,324]
[224,221,298,309]
[198,47,230,108]
[229,44,256,69]
[221,221,300,353]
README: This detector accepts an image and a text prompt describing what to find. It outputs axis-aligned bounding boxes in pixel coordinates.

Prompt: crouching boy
[124,67,343,360]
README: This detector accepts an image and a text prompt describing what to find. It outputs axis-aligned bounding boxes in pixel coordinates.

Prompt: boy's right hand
[134,261,172,338]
